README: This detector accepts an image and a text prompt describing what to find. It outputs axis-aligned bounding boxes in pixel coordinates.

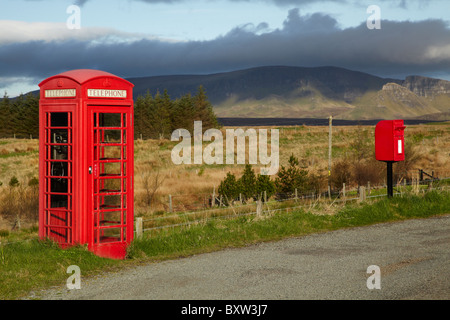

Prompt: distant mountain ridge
[18,66,450,121]
[128,66,450,120]
[129,66,400,104]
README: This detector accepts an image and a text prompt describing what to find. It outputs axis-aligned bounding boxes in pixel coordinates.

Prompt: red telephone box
[38,69,134,259]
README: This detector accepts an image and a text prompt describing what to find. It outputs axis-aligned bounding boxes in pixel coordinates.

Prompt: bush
[0,177,39,227]
[238,165,257,203]
[218,165,276,205]
[275,155,309,199]
[394,142,422,181]
[331,159,352,189]
[353,160,384,187]
[255,174,276,202]
[8,176,19,188]
[218,172,240,205]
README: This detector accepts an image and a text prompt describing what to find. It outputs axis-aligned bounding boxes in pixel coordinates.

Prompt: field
[0,122,450,299]
[0,122,449,230]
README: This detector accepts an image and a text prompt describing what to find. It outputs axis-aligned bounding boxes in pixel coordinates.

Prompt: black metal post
[387,161,393,198]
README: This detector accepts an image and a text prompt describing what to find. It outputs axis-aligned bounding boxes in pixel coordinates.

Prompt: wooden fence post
[136,217,143,239]
[342,183,346,200]
[359,186,366,202]
[256,200,262,216]
[169,194,173,213]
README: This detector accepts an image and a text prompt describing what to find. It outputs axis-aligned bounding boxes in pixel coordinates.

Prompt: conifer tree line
[134,86,220,139]
[0,85,219,139]
[0,93,39,138]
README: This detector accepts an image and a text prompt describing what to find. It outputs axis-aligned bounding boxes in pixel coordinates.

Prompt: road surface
[35,215,450,300]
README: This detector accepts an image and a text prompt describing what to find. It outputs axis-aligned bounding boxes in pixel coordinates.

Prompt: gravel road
[35,215,450,300]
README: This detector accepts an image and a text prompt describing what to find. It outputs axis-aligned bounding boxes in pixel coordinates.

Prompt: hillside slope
[129,66,450,120]
[17,66,450,120]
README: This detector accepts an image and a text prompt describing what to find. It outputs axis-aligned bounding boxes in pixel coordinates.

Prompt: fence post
[264,190,267,203]
[212,187,216,207]
[342,183,346,200]
[169,194,173,213]
[328,185,331,200]
[359,186,366,202]
[136,217,143,239]
[256,200,262,216]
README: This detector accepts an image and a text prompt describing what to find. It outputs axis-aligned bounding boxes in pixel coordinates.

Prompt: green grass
[1,190,449,299]
[0,150,38,159]
[129,190,450,261]
[0,240,120,300]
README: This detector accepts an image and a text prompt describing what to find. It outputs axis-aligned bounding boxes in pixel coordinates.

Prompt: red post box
[375,120,406,162]
[38,69,134,259]
[375,120,406,198]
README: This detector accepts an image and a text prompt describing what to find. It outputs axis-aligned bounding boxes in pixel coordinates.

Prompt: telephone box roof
[39,69,134,87]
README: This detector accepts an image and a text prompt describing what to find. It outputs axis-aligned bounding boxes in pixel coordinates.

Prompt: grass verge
[0,190,449,300]
[128,190,450,260]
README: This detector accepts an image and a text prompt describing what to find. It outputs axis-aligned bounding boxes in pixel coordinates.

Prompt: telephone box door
[39,106,75,246]
[87,106,134,258]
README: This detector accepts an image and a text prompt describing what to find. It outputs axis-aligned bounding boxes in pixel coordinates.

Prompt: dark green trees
[274,154,309,199]
[217,155,318,205]
[134,86,219,139]
[218,164,277,205]
[0,86,218,139]
[0,92,39,138]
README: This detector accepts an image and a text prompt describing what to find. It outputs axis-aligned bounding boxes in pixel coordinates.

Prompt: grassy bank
[1,190,448,300]
[128,190,450,260]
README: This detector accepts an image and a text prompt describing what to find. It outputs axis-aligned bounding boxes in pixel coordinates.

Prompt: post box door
[87,106,133,248]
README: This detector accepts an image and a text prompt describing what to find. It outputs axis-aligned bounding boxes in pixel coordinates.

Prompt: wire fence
[135,177,450,236]
[144,168,450,214]
[1,177,449,247]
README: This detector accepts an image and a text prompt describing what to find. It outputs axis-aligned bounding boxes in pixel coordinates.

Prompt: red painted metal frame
[39,70,134,259]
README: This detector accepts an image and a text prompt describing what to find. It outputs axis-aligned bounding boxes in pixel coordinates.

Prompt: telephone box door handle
[89,166,92,175]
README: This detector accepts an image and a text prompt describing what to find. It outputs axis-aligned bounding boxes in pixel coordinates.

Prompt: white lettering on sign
[87,89,127,99]
[45,89,76,98]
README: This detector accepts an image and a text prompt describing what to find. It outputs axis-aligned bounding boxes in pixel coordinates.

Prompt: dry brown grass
[1,122,449,229]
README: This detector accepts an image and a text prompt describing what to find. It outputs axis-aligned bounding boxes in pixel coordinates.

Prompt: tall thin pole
[328,115,333,193]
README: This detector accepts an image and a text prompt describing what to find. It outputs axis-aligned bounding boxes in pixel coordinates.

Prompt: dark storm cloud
[1,9,450,84]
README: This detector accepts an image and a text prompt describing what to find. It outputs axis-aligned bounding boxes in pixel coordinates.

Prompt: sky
[1,0,450,97]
